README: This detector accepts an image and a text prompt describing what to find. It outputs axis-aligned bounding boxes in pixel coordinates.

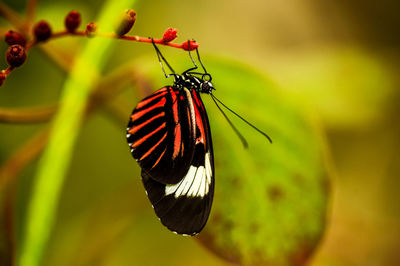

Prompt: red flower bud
[0,71,6,86]
[65,10,81,32]
[33,20,52,42]
[182,40,198,51]
[4,30,27,47]
[85,22,98,38]
[162,28,178,43]
[115,9,136,36]
[6,44,26,67]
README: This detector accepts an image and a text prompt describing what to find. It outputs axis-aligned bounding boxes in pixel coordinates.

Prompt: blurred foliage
[270,47,395,128]
[17,1,137,266]
[0,0,399,266]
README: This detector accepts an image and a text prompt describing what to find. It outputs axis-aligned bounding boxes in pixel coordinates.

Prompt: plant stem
[0,2,25,33]
[17,3,136,264]
[25,0,38,27]
[0,104,58,123]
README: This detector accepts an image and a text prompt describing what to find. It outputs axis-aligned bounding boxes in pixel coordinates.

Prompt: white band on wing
[165,153,212,198]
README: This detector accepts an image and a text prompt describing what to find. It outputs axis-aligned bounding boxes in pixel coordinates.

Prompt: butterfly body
[127,73,215,235]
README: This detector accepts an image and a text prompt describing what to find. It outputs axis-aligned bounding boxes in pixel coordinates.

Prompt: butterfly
[126,40,272,235]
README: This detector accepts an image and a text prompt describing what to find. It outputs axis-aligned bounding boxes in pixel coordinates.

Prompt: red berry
[162,28,178,43]
[33,20,52,42]
[115,9,136,36]
[6,44,26,67]
[85,22,98,38]
[4,30,27,47]
[182,40,198,51]
[65,10,81,32]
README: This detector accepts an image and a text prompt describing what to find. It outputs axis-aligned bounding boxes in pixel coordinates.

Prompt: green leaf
[205,57,329,265]
[138,55,329,265]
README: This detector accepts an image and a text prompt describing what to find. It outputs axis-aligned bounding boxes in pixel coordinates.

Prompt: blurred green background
[0,0,399,265]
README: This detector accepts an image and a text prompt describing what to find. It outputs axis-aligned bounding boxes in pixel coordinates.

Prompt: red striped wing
[127,86,196,184]
[139,89,215,235]
[127,86,215,235]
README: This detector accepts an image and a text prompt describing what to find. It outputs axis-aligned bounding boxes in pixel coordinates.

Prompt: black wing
[141,89,214,235]
[128,87,215,235]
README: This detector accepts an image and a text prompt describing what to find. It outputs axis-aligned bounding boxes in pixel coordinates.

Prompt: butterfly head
[200,80,214,94]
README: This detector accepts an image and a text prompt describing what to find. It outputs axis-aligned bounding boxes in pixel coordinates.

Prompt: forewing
[141,89,215,235]
[127,86,195,184]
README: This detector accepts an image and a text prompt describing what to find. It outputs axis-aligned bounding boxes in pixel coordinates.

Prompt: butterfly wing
[141,89,215,235]
[127,86,196,184]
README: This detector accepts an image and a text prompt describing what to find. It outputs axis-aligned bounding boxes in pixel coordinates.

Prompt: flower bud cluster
[1,9,194,87]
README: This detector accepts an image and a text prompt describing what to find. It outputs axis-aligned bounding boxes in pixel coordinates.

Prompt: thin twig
[2,28,195,83]
[0,104,58,123]
[25,0,38,26]
[0,59,151,124]
[32,30,196,50]
[116,35,197,50]
[0,2,25,32]
[0,62,143,189]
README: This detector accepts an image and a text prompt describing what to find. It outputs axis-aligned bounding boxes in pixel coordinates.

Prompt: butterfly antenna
[151,39,175,77]
[182,40,199,74]
[187,41,198,70]
[211,94,273,144]
[210,95,249,148]
[195,47,208,74]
